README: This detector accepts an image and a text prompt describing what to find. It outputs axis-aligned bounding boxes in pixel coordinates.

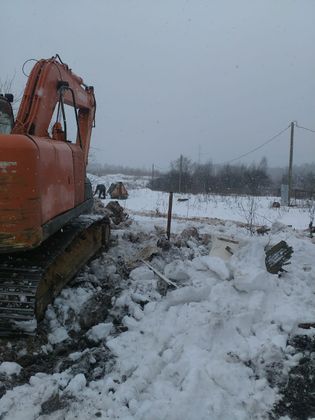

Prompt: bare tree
[0,74,23,116]
[238,196,259,235]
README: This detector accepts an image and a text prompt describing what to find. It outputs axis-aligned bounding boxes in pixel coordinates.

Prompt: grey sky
[2,0,315,169]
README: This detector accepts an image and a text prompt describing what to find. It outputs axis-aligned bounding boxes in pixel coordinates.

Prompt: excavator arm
[13,55,95,165]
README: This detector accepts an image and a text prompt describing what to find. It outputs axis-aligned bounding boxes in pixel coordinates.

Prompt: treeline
[88,156,314,197]
[148,157,315,196]
[148,157,271,195]
[87,162,159,177]
[289,164,315,193]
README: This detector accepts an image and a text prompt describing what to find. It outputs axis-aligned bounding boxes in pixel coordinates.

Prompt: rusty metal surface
[0,133,87,251]
[0,228,42,253]
[0,134,42,250]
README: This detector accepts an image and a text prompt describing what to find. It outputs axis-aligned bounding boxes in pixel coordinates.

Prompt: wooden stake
[166,192,173,240]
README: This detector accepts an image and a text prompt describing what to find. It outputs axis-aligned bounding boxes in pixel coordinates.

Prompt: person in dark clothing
[94,184,106,199]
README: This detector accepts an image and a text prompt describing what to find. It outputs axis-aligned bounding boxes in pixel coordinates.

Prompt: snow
[197,255,230,280]
[13,319,37,334]
[65,373,87,394]
[0,362,22,377]
[91,173,311,230]
[86,322,113,343]
[0,174,314,419]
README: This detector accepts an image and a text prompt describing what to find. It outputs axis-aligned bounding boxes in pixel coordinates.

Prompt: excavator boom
[13,56,95,164]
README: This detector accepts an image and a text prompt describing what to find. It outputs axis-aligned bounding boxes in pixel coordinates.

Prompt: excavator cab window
[49,104,78,143]
[0,95,14,134]
[49,84,82,147]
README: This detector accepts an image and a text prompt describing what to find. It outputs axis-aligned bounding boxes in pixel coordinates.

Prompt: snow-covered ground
[0,174,314,420]
[90,173,312,230]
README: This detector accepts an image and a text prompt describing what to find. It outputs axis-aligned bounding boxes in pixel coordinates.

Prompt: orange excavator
[0,56,110,335]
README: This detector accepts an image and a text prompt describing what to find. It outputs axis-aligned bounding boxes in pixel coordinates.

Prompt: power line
[221,125,291,165]
[296,123,315,134]
[90,122,312,168]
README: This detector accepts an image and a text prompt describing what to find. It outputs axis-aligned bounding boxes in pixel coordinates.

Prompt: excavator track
[0,215,110,336]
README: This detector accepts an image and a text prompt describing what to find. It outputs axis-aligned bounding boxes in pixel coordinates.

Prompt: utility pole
[288,121,294,206]
[198,145,201,165]
[178,154,183,193]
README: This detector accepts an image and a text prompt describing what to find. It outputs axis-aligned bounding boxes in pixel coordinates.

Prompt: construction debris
[141,259,178,289]
[136,245,159,262]
[265,240,293,275]
[105,201,129,225]
[92,198,107,215]
[298,323,315,329]
[256,226,271,235]
[92,199,129,226]
[157,237,171,251]
[210,236,240,261]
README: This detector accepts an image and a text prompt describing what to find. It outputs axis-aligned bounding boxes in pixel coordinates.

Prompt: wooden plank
[141,259,178,288]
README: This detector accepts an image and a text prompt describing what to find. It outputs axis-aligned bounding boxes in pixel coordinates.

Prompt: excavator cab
[0,94,14,134]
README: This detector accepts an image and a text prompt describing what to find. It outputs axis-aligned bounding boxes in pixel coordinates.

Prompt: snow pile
[196,255,230,280]
[86,235,312,419]
[1,221,313,419]
[0,176,314,419]
[0,363,22,378]
[65,373,87,395]
[86,322,113,343]
[46,287,95,345]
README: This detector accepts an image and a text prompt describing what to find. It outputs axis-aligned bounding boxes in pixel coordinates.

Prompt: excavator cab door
[49,83,85,206]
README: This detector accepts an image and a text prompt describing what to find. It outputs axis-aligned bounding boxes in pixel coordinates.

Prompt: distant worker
[94,184,106,199]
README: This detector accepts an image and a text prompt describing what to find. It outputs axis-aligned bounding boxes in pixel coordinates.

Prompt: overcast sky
[2,0,315,169]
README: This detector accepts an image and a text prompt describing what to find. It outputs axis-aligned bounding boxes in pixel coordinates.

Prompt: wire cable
[221,124,291,165]
[296,123,315,134]
[22,59,38,77]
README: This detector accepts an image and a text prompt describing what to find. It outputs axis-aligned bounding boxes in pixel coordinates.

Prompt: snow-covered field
[90,173,311,230]
[0,174,314,420]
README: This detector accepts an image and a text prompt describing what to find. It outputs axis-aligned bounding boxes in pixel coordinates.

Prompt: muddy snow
[0,174,314,420]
